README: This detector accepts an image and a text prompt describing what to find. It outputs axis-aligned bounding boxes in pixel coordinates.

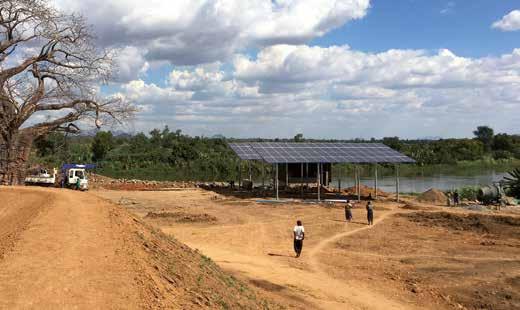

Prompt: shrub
[456,186,480,201]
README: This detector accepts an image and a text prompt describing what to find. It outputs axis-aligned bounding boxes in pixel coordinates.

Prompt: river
[331,170,511,194]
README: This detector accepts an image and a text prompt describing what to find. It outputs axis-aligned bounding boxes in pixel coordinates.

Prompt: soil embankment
[0,187,275,309]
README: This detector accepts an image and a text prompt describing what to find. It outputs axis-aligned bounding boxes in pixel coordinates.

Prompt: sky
[52,0,520,139]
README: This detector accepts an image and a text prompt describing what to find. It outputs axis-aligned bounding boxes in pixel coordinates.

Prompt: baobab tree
[0,0,134,185]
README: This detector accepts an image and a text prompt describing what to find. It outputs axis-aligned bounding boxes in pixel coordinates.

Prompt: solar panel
[229,142,415,164]
[228,143,262,160]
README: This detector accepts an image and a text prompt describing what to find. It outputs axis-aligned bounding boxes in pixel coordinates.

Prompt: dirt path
[303,210,408,310]
[308,210,396,266]
[180,210,418,310]
[97,189,432,309]
[0,187,143,309]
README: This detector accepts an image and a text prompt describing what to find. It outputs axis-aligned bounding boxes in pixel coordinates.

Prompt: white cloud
[492,10,520,31]
[52,0,370,65]
[42,0,520,138]
[112,46,150,82]
[114,46,520,138]
[234,45,520,92]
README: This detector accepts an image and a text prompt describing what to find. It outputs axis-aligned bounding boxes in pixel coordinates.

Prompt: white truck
[61,164,93,191]
[25,168,57,186]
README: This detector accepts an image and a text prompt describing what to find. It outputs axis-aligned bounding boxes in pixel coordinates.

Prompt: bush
[456,186,480,201]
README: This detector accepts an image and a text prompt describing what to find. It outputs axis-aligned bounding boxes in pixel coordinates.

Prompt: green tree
[493,133,514,151]
[382,137,402,151]
[473,126,494,151]
[34,133,67,158]
[294,133,304,142]
[92,131,114,162]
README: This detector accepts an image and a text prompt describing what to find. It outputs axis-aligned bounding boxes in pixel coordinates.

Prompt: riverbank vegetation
[30,126,520,182]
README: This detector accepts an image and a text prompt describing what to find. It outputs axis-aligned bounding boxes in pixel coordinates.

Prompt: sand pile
[416,188,447,205]
[342,184,389,197]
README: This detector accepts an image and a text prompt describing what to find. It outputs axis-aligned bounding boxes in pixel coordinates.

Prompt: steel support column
[396,164,400,202]
[262,162,265,188]
[285,163,289,189]
[248,161,252,181]
[276,164,279,200]
[337,164,341,193]
[374,164,378,200]
[238,160,242,189]
[317,163,321,201]
[300,163,304,199]
[356,166,361,202]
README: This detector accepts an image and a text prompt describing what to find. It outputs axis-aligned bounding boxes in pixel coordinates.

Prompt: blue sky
[56,0,520,139]
[313,0,519,57]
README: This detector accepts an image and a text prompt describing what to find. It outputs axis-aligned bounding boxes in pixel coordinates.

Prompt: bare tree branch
[0,0,135,185]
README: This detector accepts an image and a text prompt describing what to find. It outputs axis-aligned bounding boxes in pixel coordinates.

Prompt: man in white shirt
[293,220,305,258]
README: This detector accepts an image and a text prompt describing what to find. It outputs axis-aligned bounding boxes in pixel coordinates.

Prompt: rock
[410,283,420,294]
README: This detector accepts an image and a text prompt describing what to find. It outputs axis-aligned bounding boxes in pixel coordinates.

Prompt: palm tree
[503,168,520,198]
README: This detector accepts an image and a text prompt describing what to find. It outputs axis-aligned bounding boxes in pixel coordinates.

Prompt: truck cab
[67,168,88,190]
[61,164,95,191]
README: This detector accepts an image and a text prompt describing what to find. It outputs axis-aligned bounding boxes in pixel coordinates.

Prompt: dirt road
[97,189,520,310]
[0,187,143,309]
[97,189,426,309]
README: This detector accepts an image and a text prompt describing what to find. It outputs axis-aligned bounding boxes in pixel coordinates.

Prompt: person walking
[293,220,305,258]
[366,201,374,225]
[453,191,460,205]
[345,200,353,222]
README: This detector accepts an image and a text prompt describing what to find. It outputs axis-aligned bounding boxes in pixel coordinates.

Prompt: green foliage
[92,131,114,162]
[30,133,92,167]
[293,133,304,142]
[402,139,485,165]
[382,137,402,151]
[503,168,520,199]
[30,125,520,182]
[455,186,480,201]
[473,126,494,151]
[34,132,67,158]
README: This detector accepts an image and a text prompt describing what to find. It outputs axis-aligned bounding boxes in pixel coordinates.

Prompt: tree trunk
[0,130,33,185]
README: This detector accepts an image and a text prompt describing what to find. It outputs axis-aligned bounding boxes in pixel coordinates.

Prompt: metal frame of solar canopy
[228,142,415,202]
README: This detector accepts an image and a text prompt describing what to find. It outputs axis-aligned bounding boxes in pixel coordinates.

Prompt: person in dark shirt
[453,191,460,205]
[366,201,374,225]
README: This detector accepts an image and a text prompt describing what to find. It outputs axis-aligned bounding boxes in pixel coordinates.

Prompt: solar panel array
[228,143,262,160]
[228,142,415,164]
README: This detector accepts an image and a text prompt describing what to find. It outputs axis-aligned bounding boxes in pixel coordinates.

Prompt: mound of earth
[416,188,447,205]
[343,184,389,197]
[145,211,217,223]
[89,173,199,191]
[400,211,520,237]
[0,188,275,309]
[118,209,274,309]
